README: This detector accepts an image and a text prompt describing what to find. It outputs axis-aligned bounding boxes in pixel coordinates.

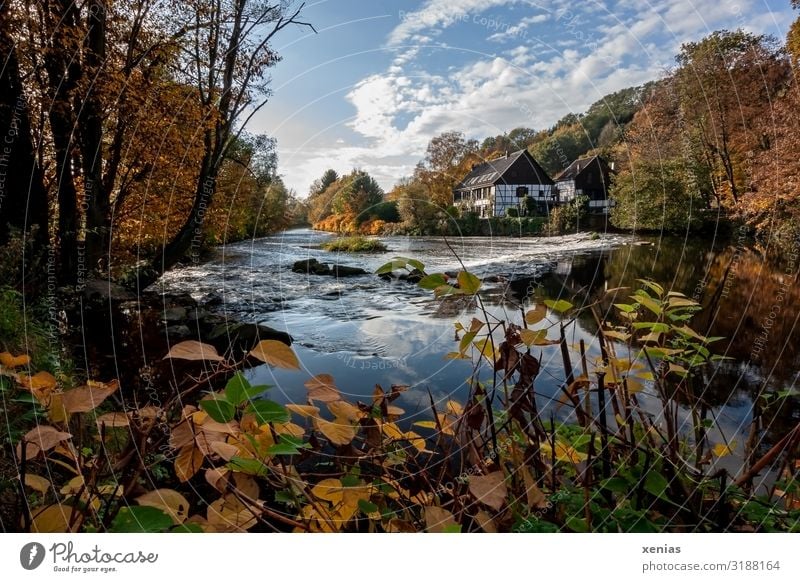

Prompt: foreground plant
[2,257,798,532]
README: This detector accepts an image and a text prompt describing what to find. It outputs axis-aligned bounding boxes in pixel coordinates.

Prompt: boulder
[206,322,293,355]
[292,258,331,275]
[332,265,367,277]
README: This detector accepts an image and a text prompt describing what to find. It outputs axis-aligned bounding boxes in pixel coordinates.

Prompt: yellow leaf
[625,377,646,394]
[524,304,547,325]
[23,474,51,494]
[327,400,362,422]
[316,418,356,445]
[60,476,85,496]
[248,340,300,370]
[163,341,224,362]
[468,472,507,511]
[274,422,305,437]
[413,420,438,430]
[446,400,464,416]
[0,352,30,368]
[304,374,340,402]
[207,495,259,532]
[31,504,78,532]
[136,489,190,524]
[386,405,405,417]
[713,442,736,457]
[61,380,119,414]
[311,478,344,504]
[175,446,204,482]
[285,403,321,418]
[541,440,588,464]
[205,468,230,493]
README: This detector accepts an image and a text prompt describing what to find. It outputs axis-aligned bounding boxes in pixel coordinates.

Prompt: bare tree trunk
[0,7,48,253]
[81,0,109,274]
[42,0,83,285]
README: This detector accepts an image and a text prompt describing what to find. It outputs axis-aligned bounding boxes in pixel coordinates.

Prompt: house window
[516,186,528,197]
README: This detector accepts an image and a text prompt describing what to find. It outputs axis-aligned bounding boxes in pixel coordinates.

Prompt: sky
[253,0,794,196]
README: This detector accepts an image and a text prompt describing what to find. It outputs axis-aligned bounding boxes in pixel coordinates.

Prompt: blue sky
[254,0,794,196]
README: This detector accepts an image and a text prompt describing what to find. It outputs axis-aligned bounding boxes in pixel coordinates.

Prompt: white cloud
[277,0,791,195]
[390,0,520,45]
[487,13,550,42]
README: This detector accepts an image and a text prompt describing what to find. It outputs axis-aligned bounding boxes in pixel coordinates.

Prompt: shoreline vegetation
[2,258,798,532]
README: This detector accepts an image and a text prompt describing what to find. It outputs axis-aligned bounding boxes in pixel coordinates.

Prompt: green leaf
[434,285,461,297]
[266,443,302,455]
[358,499,379,514]
[199,397,235,423]
[637,279,664,297]
[375,259,407,275]
[544,299,573,313]
[274,491,295,505]
[566,516,589,532]
[278,434,311,449]
[442,524,462,533]
[457,271,481,295]
[630,294,661,316]
[340,474,361,487]
[632,322,670,333]
[644,471,669,500]
[247,400,290,424]
[601,477,631,494]
[172,523,204,533]
[418,273,448,290]
[614,303,637,313]
[111,506,173,533]
[228,457,270,477]
[459,331,477,353]
[375,257,425,275]
[225,373,248,405]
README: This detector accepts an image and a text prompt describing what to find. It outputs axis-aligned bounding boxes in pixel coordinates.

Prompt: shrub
[322,236,387,252]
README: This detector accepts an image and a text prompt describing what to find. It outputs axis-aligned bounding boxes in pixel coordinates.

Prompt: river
[160,228,800,465]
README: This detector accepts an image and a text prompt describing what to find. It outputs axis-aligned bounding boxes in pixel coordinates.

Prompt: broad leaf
[247,400,290,424]
[111,506,173,533]
[248,340,300,370]
[457,271,481,295]
[199,397,235,423]
[163,341,224,362]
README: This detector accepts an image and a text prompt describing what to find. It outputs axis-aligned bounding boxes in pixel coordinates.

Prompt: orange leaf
[0,352,30,368]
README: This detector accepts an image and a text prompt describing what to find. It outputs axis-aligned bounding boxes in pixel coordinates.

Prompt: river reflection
[162,229,799,465]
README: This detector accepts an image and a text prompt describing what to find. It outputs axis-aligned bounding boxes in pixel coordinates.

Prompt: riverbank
[2,233,799,532]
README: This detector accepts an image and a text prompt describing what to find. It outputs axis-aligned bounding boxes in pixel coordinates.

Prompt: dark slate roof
[555,155,607,182]
[455,149,553,190]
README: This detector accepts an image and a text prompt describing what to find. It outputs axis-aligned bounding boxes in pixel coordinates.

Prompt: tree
[0,5,47,254]
[414,132,478,212]
[611,159,702,232]
[309,169,339,197]
[147,1,313,285]
[674,30,787,204]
